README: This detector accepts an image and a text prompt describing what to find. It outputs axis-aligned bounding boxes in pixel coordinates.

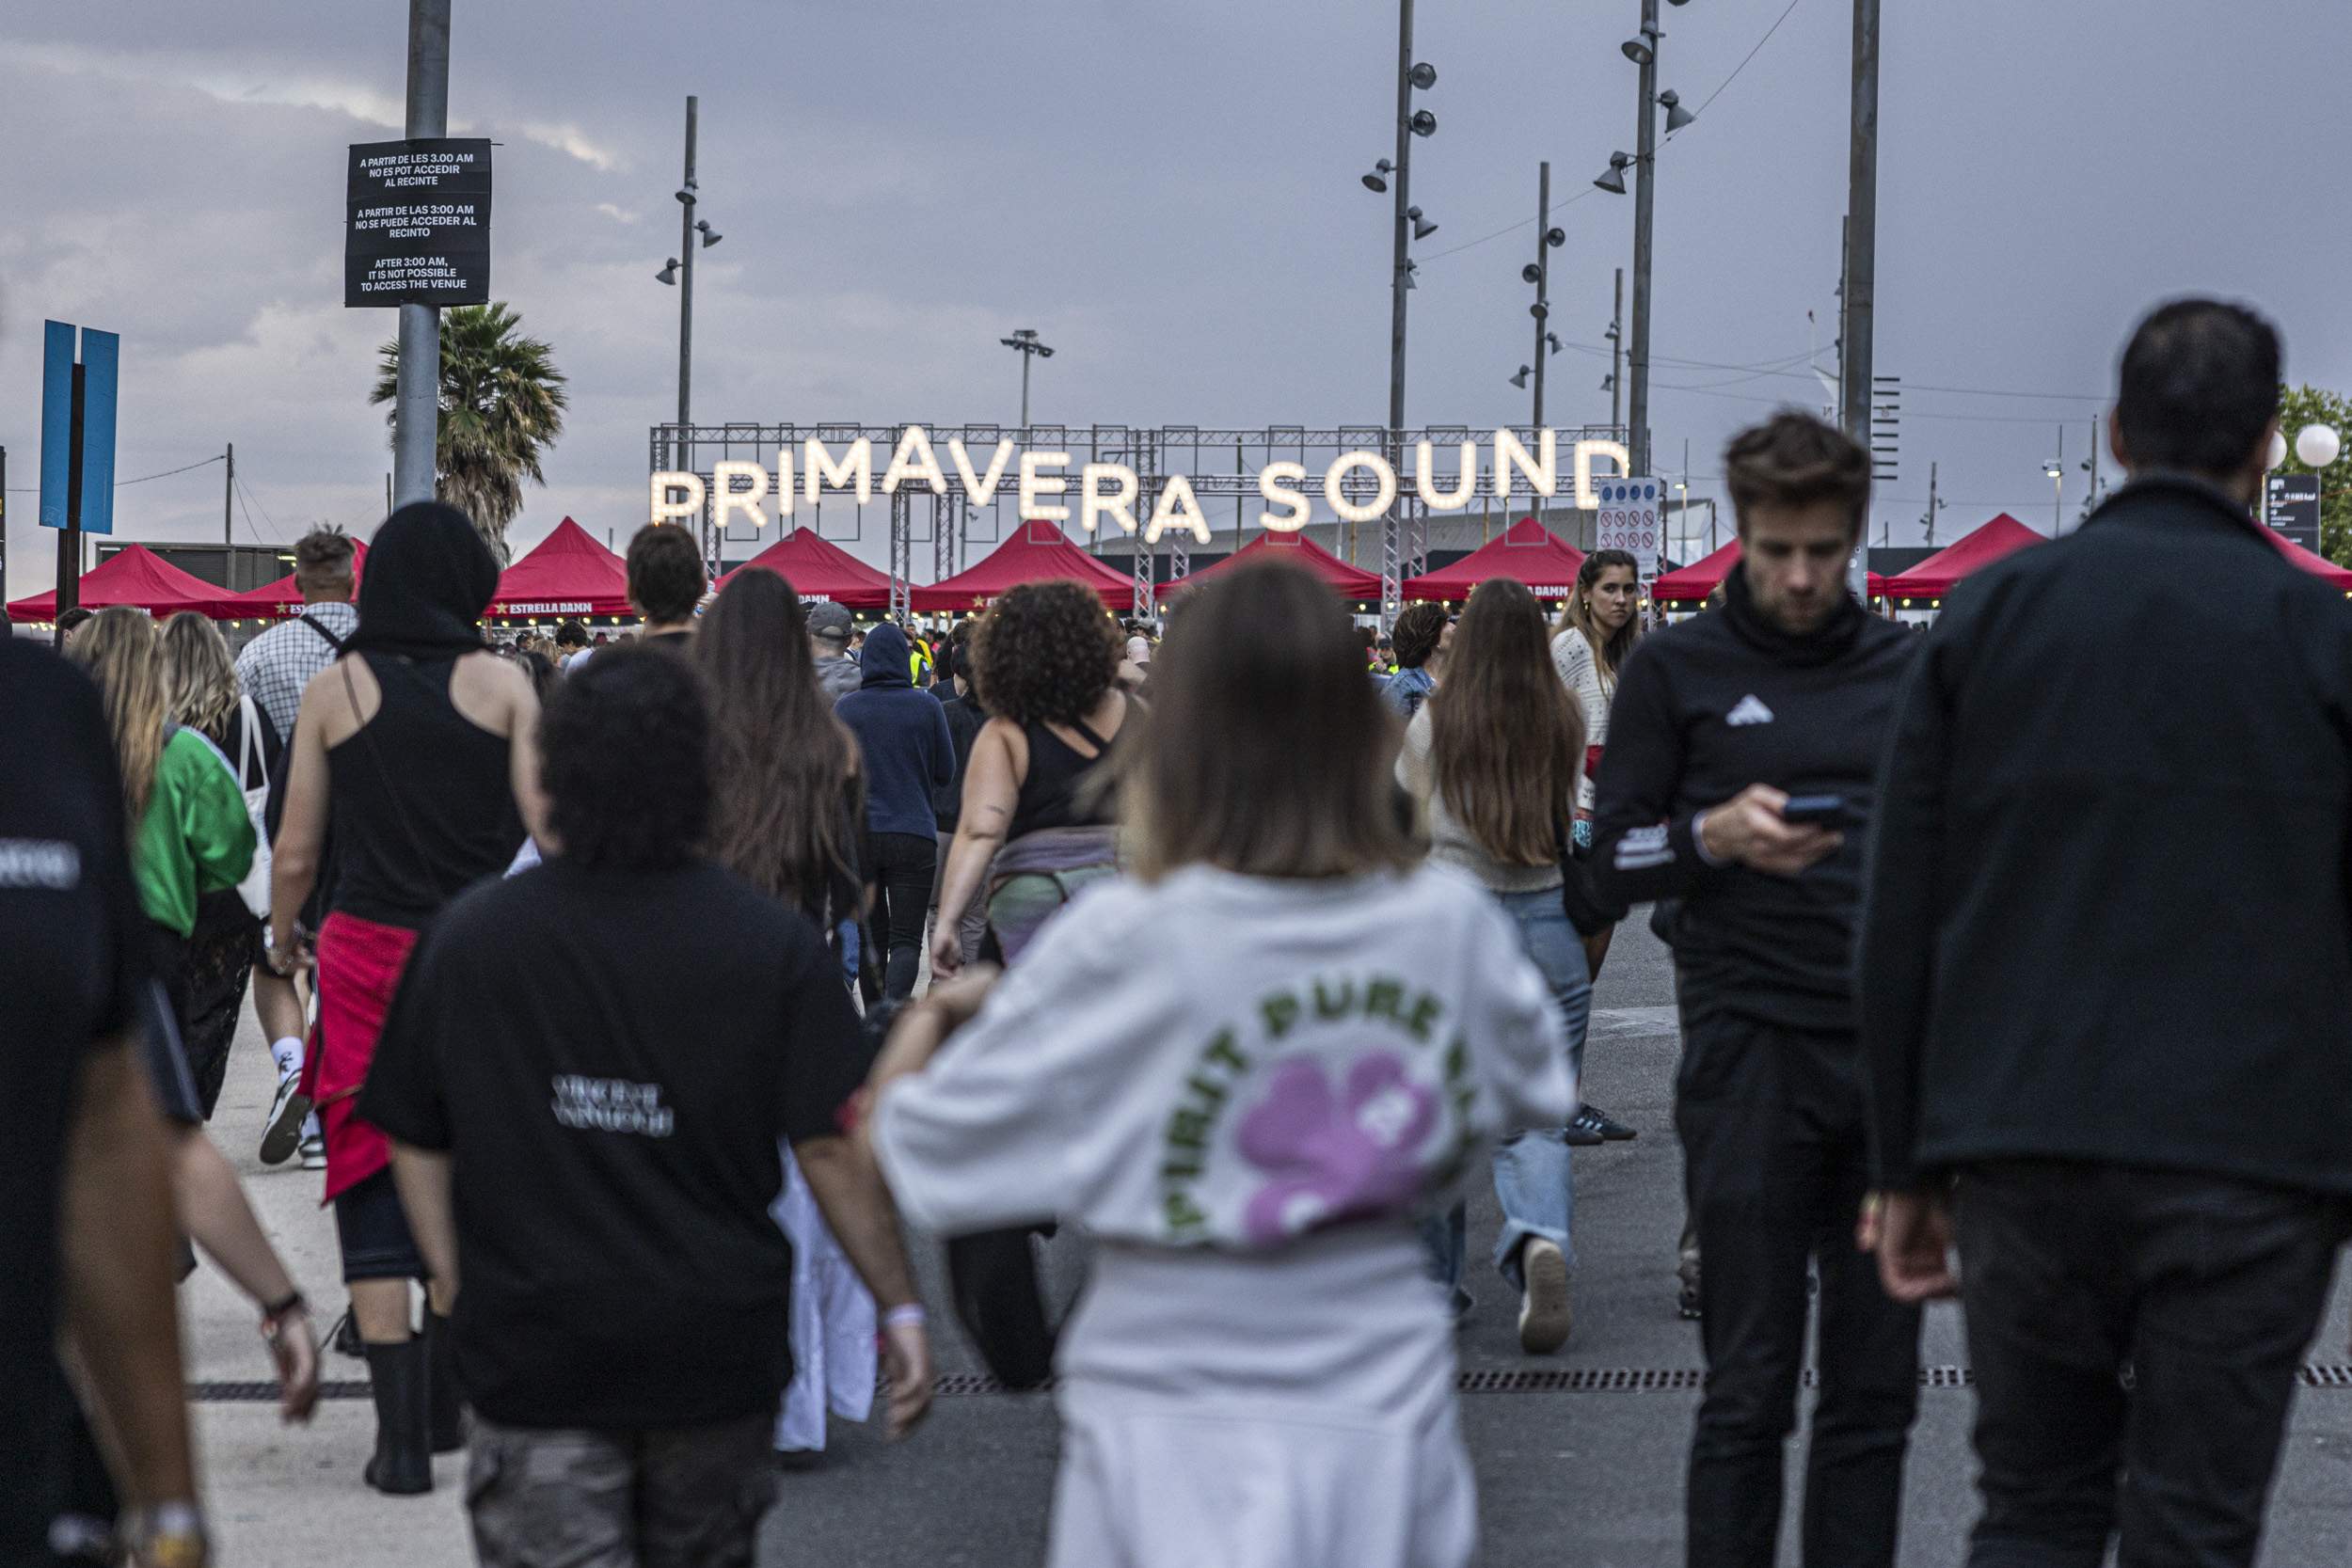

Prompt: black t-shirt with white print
[360,855,871,1430]
[0,643,153,1562]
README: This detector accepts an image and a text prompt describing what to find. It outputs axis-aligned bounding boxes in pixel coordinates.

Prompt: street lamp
[1510,366,1532,389]
[1594,152,1632,195]
[1362,158,1393,193]
[1613,0,1702,482]
[2044,456,2065,533]
[2297,423,2344,468]
[1369,0,1440,610]
[659,96,721,574]
[999,329,1055,430]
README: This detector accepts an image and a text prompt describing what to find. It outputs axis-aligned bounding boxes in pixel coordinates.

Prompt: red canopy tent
[1162,531,1382,604]
[1402,517,1585,601]
[715,528,892,609]
[911,520,1136,612]
[2258,525,2352,590]
[1650,539,1891,604]
[1649,541,1743,605]
[487,517,634,620]
[8,544,233,623]
[205,541,371,621]
[1883,514,2046,603]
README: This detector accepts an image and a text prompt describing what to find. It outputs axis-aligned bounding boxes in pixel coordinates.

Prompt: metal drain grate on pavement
[187,1365,2352,1403]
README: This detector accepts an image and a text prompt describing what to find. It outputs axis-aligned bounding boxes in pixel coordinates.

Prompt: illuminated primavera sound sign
[649,428,1633,542]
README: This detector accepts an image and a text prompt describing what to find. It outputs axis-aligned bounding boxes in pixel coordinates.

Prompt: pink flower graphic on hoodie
[1236,1052,1439,1245]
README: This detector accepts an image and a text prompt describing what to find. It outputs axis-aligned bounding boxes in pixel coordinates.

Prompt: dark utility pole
[1628,0,1661,479]
[224,443,234,546]
[56,363,86,615]
[391,0,450,510]
[676,97,697,441]
[1384,0,1416,587]
[1840,0,1881,597]
[1531,162,1551,430]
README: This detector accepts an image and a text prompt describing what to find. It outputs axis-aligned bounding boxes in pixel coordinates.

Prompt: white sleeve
[871,894,1163,1234]
[1460,898,1575,1134]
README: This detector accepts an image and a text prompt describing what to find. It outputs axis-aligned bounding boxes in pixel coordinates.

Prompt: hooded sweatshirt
[835,624,956,839]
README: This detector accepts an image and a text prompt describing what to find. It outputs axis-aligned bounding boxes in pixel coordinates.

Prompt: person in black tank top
[1009,713,1119,840]
[265,501,539,1497]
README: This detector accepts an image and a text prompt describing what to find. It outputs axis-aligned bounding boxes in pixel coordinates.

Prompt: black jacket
[1592,565,1916,1031]
[930,688,985,832]
[1860,475,2352,1195]
[835,626,955,840]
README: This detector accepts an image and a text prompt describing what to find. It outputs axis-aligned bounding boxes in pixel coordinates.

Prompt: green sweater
[134,727,257,939]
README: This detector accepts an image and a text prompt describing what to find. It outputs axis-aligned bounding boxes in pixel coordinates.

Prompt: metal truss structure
[651,421,1620,625]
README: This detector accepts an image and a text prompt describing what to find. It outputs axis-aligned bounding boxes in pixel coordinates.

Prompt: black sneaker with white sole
[1570,1104,1638,1143]
[259,1075,312,1166]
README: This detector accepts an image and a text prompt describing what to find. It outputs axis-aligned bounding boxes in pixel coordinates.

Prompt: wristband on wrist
[882,1304,928,1330]
[261,1290,307,1327]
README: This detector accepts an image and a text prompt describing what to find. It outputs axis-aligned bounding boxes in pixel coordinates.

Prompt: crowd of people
[6,293,2349,1568]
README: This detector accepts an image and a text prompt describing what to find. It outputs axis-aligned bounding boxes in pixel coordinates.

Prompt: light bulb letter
[1145,472,1212,544]
[1324,451,1398,525]
[1080,464,1140,535]
[649,472,705,525]
[880,426,947,495]
[1496,428,1559,499]
[803,437,875,506]
[1258,462,1311,531]
[1414,440,1478,510]
[712,461,769,531]
[1019,451,1073,523]
[948,438,1015,506]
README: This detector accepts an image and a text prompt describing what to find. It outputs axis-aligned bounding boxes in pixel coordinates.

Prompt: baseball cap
[806,602,853,643]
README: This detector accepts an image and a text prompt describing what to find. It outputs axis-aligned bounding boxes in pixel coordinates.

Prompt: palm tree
[370,303,568,563]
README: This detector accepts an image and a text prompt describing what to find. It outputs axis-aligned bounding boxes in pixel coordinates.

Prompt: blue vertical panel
[39,321,72,530]
[77,329,119,535]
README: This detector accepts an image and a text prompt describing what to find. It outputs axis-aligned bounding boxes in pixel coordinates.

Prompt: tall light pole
[1530,162,1557,430]
[391,0,450,511]
[1610,268,1624,434]
[999,329,1054,430]
[1597,1,1694,481]
[656,97,721,565]
[1375,0,1438,606]
[2045,425,2065,534]
[1841,0,1882,596]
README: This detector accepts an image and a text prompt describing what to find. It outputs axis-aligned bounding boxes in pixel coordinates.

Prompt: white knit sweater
[1550,628,1612,812]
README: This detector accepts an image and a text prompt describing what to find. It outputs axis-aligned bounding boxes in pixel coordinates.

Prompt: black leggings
[865,832,937,1004]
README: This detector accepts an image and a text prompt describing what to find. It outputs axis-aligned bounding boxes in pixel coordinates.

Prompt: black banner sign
[344,138,493,308]
[2267,472,2322,553]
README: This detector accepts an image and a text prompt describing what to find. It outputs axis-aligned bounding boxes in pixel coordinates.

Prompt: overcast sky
[6,0,2349,593]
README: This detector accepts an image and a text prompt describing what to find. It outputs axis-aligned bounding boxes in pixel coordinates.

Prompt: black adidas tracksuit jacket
[1590,566,1916,1034]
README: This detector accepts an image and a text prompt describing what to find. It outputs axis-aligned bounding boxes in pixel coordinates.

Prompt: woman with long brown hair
[695,569,864,929]
[864,558,1568,1568]
[1396,576,1592,1353]
[158,610,280,1117]
[692,566,881,1461]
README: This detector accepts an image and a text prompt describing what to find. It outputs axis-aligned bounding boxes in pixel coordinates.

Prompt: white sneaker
[259,1074,311,1167]
[299,1132,327,1170]
[1518,1239,1572,1354]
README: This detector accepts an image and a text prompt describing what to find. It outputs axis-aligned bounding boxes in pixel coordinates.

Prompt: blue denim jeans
[1421,886,1594,1297]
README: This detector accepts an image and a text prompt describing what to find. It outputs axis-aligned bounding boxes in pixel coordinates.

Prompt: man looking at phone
[1592,411,1920,1568]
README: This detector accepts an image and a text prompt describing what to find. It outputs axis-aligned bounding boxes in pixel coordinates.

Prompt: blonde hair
[70,608,167,825]
[159,611,243,742]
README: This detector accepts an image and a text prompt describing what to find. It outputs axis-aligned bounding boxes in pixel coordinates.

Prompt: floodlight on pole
[1622,25,1658,64]
[1595,152,1632,195]
[1000,327,1055,429]
[1362,158,1393,193]
[1408,206,1438,240]
[1410,108,1438,136]
[656,259,679,285]
[1660,88,1696,132]
[695,219,722,247]
[1511,366,1532,389]
[1409,61,1438,88]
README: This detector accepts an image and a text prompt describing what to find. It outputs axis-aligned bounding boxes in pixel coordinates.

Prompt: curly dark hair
[539,643,710,872]
[1391,602,1448,670]
[626,523,707,624]
[972,579,1120,724]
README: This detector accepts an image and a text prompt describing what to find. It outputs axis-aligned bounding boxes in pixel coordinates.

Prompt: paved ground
[184,916,2352,1565]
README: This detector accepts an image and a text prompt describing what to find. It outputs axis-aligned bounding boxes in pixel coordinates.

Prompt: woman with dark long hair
[930,579,1132,976]
[270,500,539,1496]
[865,559,1568,1568]
[695,570,864,928]
[1397,577,1592,1353]
[693,569,882,1457]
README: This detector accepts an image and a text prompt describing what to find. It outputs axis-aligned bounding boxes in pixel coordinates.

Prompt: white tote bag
[233,694,274,920]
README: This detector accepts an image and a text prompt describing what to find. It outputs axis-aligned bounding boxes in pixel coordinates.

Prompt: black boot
[362,1340,433,1495]
[423,1310,465,1454]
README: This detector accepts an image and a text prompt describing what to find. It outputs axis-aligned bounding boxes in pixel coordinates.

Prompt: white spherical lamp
[2295,423,2343,469]
[2266,430,2290,469]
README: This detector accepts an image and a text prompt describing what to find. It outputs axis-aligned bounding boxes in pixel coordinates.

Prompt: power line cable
[3,452,226,493]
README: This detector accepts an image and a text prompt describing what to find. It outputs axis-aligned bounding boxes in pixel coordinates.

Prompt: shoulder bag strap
[298,613,350,656]
[238,693,266,792]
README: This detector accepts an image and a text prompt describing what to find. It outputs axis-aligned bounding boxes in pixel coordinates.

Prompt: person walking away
[159,611,280,1117]
[1550,548,1645,1146]
[865,558,1570,1568]
[806,601,863,705]
[236,526,358,1170]
[1396,578,1588,1352]
[2,640,211,1568]
[1590,412,1921,1568]
[929,641,990,971]
[268,501,539,1495]
[931,579,1134,978]
[1380,602,1447,720]
[68,611,257,1066]
[835,622,955,1002]
[627,524,705,647]
[553,620,589,667]
[1861,298,2352,1568]
[694,570,879,1460]
[362,646,931,1565]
